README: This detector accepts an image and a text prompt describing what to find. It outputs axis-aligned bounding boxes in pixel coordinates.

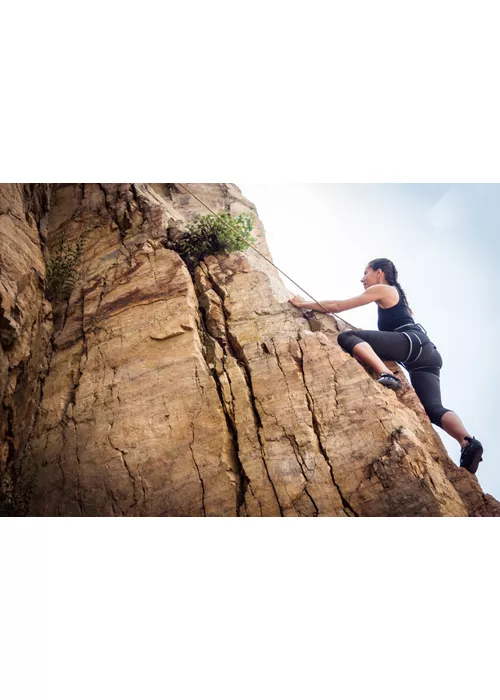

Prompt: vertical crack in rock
[196,297,261,515]
[59,296,71,336]
[22,183,51,251]
[98,335,147,515]
[325,354,340,413]
[296,337,358,517]
[270,338,319,515]
[67,288,88,414]
[97,184,134,267]
[104,479,124,517]
[220,358,264,516]
[240,372,284,516]
[107,419,139,514]
[112,363,147,510]
[52,289,89,515]
[57,425,68,516]
[200,266,284,516]
[210,357,250,515]
[70,415,84,516]
[189,423,206,517]
[204,254,346,516]
[195,264,280,516]
[284,431,319,516]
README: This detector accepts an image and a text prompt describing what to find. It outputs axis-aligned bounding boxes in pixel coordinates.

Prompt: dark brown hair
[368,258,413,316]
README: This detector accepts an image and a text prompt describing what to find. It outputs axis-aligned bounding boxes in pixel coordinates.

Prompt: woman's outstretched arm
[289,285,390,313]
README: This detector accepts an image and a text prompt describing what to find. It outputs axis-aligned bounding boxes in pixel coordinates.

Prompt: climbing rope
[175,183,358,331]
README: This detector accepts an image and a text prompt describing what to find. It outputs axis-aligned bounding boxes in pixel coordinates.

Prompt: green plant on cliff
[170,211,256,271]
[45,230,87,302]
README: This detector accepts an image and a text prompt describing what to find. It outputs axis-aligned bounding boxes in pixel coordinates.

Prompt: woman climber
[289,257,483,475]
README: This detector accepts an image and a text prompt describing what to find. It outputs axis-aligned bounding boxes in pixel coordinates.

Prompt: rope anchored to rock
[175,183,357,331]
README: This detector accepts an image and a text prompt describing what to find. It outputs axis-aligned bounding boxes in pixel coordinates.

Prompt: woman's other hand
[289,295,307,308]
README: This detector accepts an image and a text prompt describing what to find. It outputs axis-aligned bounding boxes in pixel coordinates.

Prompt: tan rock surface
[1,183,498,516]
[0,184,51,514]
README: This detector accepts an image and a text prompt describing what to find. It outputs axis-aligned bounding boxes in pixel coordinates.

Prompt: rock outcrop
[1,183,498,516]
[0,184,51,514]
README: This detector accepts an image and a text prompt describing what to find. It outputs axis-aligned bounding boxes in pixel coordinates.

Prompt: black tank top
[377,288,416,332]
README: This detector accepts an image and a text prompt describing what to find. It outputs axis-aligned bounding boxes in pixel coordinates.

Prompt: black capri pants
[337,327,451,427]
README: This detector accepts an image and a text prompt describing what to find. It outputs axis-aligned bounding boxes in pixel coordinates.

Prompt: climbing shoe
[460,436,483,474]
[377,372,402,391]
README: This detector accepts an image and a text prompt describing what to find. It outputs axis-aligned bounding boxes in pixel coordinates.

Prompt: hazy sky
[239,184,499,501]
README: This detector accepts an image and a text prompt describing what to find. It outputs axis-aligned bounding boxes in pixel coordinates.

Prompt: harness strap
[401,330,433,367]
[402,331,414,363]
[395,322,428,334]
[413,344,424,364]
[408,367,441,378]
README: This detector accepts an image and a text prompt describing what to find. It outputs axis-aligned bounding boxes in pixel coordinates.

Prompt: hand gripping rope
[175,183,358,331]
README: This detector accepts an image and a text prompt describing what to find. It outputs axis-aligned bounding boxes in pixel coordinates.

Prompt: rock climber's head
[362,258,396,288]
[362,258,412,313]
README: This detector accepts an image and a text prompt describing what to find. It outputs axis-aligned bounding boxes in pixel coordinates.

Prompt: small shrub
[171,211,256,271]
[45,230,87,302]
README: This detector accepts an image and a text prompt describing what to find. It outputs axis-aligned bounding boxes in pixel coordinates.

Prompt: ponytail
[392,280,407,307]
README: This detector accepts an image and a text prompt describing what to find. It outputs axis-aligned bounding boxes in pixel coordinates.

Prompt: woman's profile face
[360,266,380,289]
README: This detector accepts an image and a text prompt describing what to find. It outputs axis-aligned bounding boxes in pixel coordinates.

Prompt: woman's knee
[425,405,451,427]
[337,331,363,355]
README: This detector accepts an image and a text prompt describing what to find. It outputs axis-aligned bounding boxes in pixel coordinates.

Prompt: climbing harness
[401,331,427,365]
[393,322,435,370]
[394,322,428,334]
[175,183,358,331]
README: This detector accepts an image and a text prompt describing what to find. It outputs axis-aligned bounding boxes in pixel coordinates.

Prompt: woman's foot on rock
[460,436,483,474]
[377,372,402,392]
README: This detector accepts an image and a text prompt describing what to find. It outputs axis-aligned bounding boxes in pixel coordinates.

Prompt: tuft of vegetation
[45,230,88,302]
[169,211,256,271]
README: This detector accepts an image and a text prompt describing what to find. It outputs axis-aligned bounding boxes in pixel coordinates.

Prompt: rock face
[0,184,51,515]
[1,183,498,516]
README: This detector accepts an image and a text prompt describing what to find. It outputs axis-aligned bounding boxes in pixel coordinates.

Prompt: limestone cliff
[1,183,498,516]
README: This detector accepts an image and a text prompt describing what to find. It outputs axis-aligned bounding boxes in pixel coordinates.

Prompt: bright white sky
[239,184,499,501]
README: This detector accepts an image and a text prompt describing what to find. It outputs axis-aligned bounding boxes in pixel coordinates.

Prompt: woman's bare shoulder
[375,285,400,309]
